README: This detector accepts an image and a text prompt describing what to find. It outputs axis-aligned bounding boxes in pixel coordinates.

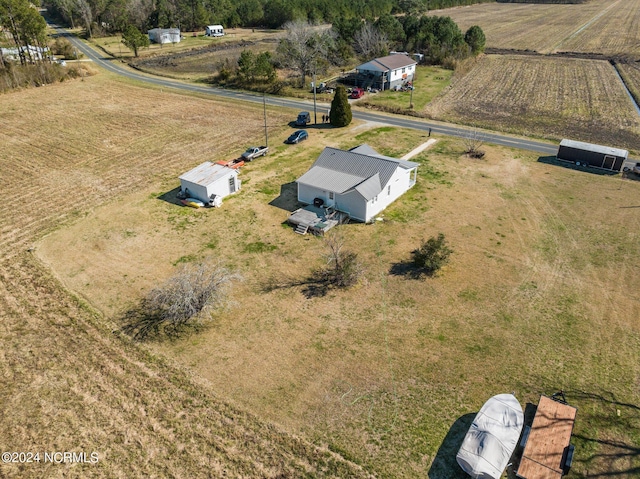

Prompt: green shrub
[412,233,452,276]
[329,85,352,127]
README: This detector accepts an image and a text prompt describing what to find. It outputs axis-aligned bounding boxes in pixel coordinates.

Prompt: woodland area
[44,0,493,36]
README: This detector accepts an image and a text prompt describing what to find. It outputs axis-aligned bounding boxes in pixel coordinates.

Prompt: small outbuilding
[355,53,417,91]
[557,139,628,171]
[148,28,181,44]
[205,25,224,37]
[295,144,418,223]
[179,162,240,206]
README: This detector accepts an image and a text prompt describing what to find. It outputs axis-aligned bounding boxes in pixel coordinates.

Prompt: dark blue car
[286,130,309,144]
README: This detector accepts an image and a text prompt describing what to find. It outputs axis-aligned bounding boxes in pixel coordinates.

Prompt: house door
[228,176,236,193]
[602,155,616,170]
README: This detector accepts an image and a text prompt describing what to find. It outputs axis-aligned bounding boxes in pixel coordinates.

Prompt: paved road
[58,27,558,156]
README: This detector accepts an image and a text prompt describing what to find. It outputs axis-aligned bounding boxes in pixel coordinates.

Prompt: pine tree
[329,85,352,127]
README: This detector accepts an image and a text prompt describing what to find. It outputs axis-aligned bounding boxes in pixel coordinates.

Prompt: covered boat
[456,393,524,479]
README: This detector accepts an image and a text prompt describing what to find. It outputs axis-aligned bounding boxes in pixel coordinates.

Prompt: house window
[329,192,334,200]
[388,185,391,196]
[402,67,406,73]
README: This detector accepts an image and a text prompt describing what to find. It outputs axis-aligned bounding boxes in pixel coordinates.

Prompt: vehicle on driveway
[285,130,308,144]
[295,111,311,126]
[241,146,268,161]
[350,87,364,99]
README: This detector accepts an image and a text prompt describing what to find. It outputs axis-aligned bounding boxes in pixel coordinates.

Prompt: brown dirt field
[617,61,640,107]
[437,0,640,57]
[34,83,640,479]
[0,73,373,478]
[423,54,640,151]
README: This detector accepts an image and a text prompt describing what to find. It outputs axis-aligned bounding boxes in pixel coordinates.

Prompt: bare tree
[276,20,334,88]
[74,0,92,37]
[319,231,364,288]
[353,23,388,60]
[463,128,485,158]
[122,262,240,339]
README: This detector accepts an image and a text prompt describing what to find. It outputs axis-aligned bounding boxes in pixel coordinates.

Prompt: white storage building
[148,28,181,44]
[179,162,240,206]
[205,25,224,37]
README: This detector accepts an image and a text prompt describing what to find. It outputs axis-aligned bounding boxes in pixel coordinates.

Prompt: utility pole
[263,92,268,148]
[313,62,317,125]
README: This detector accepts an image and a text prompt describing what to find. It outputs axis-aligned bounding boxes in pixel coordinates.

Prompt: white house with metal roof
[148,28,181,44]
[179,162,240,206]
[296,145,418,222]
[356,53,417,90]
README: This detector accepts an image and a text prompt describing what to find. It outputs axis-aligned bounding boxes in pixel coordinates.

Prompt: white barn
[179,162,240,206]
[356,53,417,91]
[148,28,181,44]
[205,25,224,37]
[296,145,418,222]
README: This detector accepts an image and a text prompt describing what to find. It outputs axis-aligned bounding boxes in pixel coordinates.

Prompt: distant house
[1,45,49,62]
[205,25,224,37]
[148,28,181,44]
[179,162,240,206]
[355,53,417,91]
[296,145,418,222]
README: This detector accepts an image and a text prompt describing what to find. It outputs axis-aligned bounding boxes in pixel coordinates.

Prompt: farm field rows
[618,61,640,108]
[0,75,377,478]
[438,0,640,56]
[28,77,640,477]
[424,55,640,151]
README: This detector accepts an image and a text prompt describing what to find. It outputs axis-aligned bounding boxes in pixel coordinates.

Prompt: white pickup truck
[623,161,640,174]
[241,146,268,161]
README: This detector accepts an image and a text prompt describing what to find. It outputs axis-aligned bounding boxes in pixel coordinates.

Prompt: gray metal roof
[354,173,382,201]
[357,54,417,73]
[179,161,236,186]
[349,144,419,169]
[296,145,418,199]
[559,139,628,158]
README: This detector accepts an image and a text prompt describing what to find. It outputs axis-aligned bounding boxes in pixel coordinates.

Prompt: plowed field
[438,0,640,56]
[424,55,640,149]
[0,74,373,479]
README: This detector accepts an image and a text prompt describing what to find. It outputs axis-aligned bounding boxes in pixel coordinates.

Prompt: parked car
[241,146,268,161]
[623,162,640,174]
[295,111,311,126]
[285,130,308,144]
[350,87,364,99]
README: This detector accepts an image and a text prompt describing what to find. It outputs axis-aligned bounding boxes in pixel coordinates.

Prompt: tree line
[44,0,493,37]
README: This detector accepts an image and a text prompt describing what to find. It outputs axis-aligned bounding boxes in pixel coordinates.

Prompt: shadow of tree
[564,389,640,477]
[389,260,433,279]
[262,272,332,298]
[428,413,475,479]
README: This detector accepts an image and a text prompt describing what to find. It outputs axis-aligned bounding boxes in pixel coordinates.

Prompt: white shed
[179,162,240,206]
[296,145,418,222]
[205,25,224,37]
[148,28,181,44]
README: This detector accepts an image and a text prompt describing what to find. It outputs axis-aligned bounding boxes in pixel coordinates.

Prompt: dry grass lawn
[437,0,640,56]
[424,55,640,152]
[0,73,374,478]
[28,77,640,478]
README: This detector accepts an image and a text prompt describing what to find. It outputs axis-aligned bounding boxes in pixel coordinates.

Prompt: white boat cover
[456,393,524,479]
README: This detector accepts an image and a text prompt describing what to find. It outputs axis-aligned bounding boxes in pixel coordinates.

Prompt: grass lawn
[37,110,640,479]
[357,65,454,112]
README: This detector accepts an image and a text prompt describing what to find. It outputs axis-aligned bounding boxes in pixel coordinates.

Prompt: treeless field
[438,0,640,56]
[424,54,640,151]
[0,74,374,478]
[34,77,640,479]
[618,61,640,107]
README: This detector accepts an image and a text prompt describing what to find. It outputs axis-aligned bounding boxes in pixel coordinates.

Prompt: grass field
[0,74,376,478]
[24,75,640,478]
[358,66,454,112]
[423,54,640,151]
[437,0,640,56]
